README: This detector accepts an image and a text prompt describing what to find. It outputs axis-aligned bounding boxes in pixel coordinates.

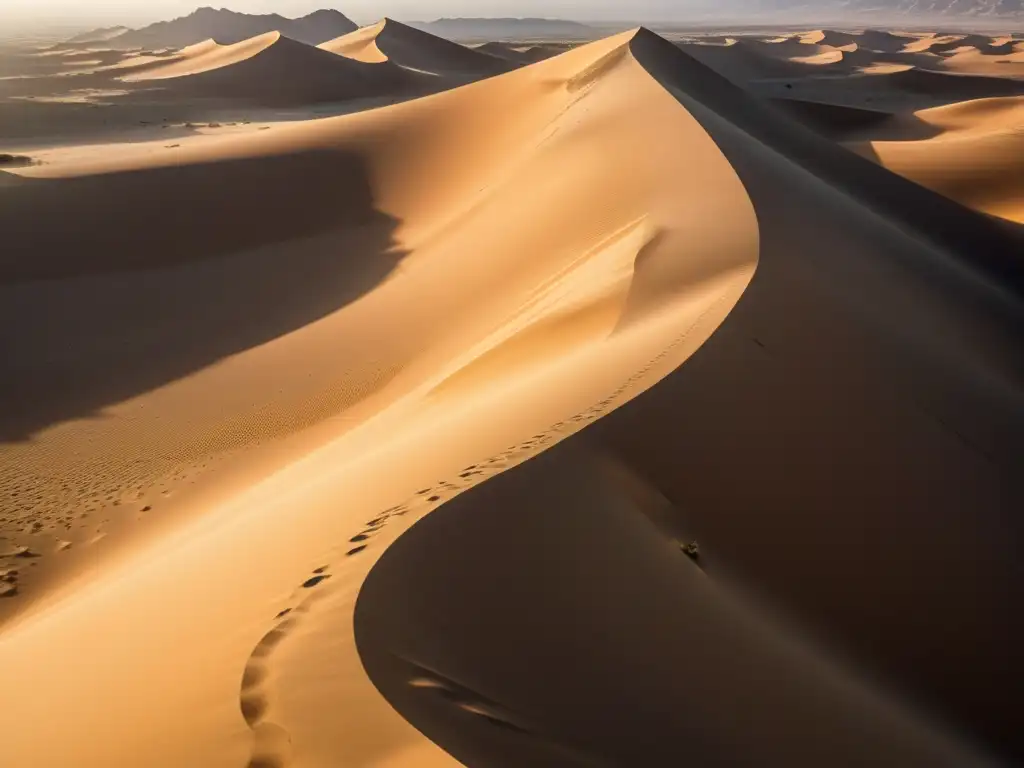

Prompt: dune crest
[319,18,512,77]
[116,30,418,105]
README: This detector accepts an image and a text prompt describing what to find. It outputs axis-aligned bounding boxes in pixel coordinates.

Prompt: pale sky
[0,1,723,30]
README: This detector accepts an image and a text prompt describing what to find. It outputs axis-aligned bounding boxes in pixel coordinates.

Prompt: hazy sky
[0,1,715,29]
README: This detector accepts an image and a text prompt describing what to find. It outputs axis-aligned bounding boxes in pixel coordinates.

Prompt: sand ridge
[319,18,513,77]
[1,18,1022,768]
[0,27,761,767]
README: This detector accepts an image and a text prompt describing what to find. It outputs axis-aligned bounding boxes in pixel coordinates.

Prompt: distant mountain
[843,0,1024,14]
[412,18,599,41]
[108,7,357,49]
[66,26,132,44]
[743,0,1024,17]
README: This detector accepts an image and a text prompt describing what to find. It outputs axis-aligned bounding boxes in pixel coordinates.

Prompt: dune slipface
[354,28,1023,768]
[0,21,1021,768]
[118,31,417,105]
[319,18,513,77]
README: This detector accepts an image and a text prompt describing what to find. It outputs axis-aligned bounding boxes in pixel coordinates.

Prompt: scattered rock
[0,568,18,583]
[680,541,701,562]
[5,546,39,559]
[0,582,17,598]
[56,540,73,552]
[0,153,34,167]
[206,121,222,128]
[141,505,152,512]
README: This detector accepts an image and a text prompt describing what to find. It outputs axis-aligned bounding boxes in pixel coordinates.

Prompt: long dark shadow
[0,148,408,441]
[354,31,1024,766]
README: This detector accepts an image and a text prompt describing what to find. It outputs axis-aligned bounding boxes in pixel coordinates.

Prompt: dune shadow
[0,148,408,441]
[767,97,945,141]
[355,446,992,767]
[354,33,1024,766]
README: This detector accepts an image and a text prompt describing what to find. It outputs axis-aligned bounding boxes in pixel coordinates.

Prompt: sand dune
[770,97,905,137]
[850,96,1024,223]
[320,18,513,77]
[472,41,557,64]
[678,39,828,83]
[799,29,862,47]
[115,31,417,105]
[1,27,759,768]
[359,30,1024,766]
[939,44,1024,77]
[1,19,1022,768]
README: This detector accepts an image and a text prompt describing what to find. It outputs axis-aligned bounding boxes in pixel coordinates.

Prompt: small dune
[850,96,1024,223]
[120,31,417,105]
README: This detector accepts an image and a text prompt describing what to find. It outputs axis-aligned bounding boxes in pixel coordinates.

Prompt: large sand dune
[0,27,758,768]
[320,18,513,77]
[359,29,1023,766]
[1,19,1021,768]
[116,31,417,105]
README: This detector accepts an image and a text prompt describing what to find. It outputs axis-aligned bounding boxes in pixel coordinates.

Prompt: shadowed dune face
[319,19,513,78]
[848,96,1024,224]
[120,32,421,106]
[0,32,433,144]
[355,29,1024,767]
[356,448,996,767]
[0,148,407,444]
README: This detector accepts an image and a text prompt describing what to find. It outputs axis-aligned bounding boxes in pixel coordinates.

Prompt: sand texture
[1,18,1022,768]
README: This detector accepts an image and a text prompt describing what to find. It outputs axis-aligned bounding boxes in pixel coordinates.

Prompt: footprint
[302,574,330,589]
[346,545,367,556]
[239,690,269,725]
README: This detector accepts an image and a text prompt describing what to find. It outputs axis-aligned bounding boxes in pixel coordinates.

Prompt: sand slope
[357,29,1024,766]
[320,19,513,77]
[0,27,757,768]
[850,96,1024,223]
[114,31,416,106]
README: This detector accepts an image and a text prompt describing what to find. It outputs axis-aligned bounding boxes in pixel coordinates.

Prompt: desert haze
[0,5,1022,768]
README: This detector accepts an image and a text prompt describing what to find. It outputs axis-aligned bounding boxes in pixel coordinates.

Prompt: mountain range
[108,7,357,48]
[68,3,1024,51]
[745,0,1024,16]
